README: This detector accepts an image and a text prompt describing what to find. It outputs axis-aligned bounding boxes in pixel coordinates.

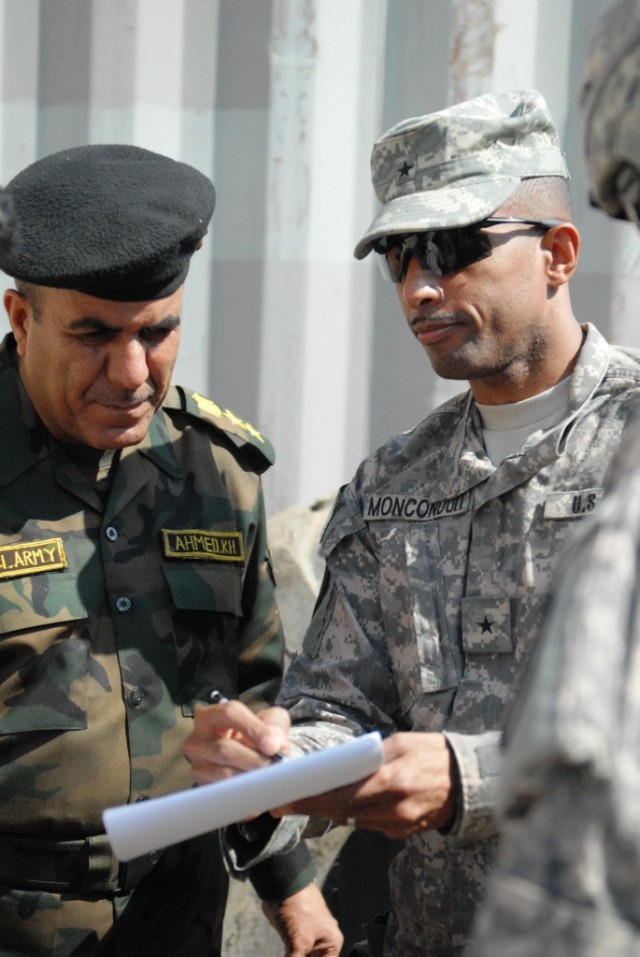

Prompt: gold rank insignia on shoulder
[0,537,68,580]
[161,529,245,563]
[191,393,266,445]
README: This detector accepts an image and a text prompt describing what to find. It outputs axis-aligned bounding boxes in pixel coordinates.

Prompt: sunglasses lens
[436,228,493,274]
[376,242,403,282]
[375,227,493,282]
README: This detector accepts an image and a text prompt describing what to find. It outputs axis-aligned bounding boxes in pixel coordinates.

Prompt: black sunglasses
[373,217,564,283]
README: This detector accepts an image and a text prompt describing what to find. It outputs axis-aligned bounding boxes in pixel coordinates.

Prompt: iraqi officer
[0,145,341,957]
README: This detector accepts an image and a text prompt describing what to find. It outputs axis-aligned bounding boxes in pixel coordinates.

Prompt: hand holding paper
[181,699,458,839]
[103,732,384,862]
[271,731,458,839]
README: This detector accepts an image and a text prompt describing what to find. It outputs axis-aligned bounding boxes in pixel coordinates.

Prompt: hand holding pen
[184,689,291,784]
[205,690,286,762]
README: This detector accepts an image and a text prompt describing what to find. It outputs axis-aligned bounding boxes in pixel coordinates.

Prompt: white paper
[103,731,384,861]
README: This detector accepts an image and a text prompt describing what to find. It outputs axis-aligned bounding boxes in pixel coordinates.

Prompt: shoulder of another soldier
[163,385,275,474]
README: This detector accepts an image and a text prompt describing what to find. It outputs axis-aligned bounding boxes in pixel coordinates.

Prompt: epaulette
[168,385,275,473]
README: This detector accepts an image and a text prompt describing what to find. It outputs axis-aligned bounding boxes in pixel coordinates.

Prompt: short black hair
[500,176,574,221]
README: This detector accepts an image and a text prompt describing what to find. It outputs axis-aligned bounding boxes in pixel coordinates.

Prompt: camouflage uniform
[0,331,296,955]
[468,410,640,955]
[227,324,640,957]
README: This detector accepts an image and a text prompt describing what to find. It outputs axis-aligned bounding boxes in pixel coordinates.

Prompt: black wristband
[248,841,315,901]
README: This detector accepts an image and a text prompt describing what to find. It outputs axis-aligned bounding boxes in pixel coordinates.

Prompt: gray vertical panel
[0,0,40,179]
[88,0,138,110]
[176,0,218,395]
[38,0,92,149]
[1,0,40,99]
[257,0,318,510]
[558,0,616,341]
[208,0,272,419]
[216,0,272,109]
[343,0,388,472]
[183,0,219,112]
[449,0,496,102]
[381,0,453,128]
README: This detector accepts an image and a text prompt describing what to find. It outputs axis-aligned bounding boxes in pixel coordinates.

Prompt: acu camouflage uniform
[0,332,286,956]
[231,325,640,957]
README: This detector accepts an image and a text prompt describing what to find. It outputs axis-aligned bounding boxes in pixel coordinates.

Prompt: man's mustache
[85,388,156,405]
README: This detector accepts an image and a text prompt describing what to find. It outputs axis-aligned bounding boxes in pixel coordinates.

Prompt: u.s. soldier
[0,145,341,957]
[469,3,640,954]
[184,89,640,957]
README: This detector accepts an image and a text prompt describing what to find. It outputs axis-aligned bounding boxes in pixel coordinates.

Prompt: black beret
[2,144,216,301]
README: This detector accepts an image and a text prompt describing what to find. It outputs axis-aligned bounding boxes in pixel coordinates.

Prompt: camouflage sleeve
[470,455,640,954]
[470,775,640,955]
[442,729,503,841]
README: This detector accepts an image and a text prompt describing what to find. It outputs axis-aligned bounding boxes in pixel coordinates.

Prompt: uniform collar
[370,323,614,505]
[0,335,50,487]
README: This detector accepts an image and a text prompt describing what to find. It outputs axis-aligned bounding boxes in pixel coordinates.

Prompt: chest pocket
[162,563,244,714]
[162,563,243,616]
[0,573,90,734]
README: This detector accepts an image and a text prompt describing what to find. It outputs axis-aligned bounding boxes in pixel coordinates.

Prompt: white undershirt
[476,375,572,466]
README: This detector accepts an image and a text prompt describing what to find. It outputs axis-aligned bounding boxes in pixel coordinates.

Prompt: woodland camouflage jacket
[0,330,281,838]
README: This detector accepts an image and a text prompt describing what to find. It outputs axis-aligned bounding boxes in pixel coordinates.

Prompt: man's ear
[542,223,580,287]
[4,288,31,357]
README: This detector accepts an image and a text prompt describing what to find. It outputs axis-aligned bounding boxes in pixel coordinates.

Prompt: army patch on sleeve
[161,529,245,563]
[0,537,68,580]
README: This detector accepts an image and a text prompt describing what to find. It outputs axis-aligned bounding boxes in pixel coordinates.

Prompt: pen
[206,689,286,762]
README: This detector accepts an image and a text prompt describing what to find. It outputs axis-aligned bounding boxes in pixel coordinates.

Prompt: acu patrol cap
[354,89,569,259]
[581,0,640,222]
[2,144,216,301]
